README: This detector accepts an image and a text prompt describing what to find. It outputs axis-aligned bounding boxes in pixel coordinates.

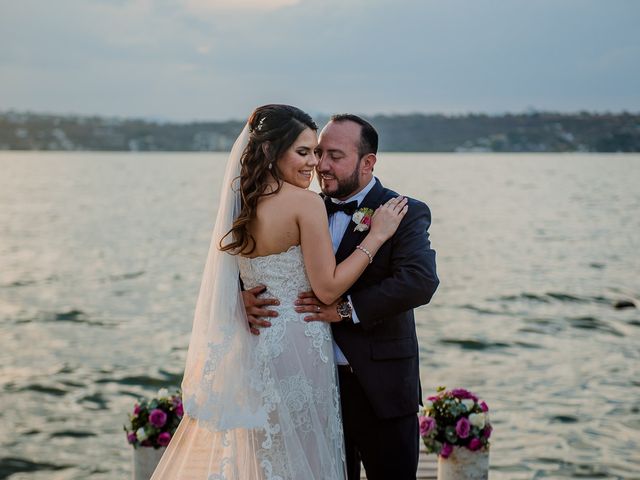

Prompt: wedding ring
[316,306,320,312]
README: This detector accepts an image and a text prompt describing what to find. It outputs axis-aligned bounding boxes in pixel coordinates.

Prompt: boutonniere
[352,208,374,232]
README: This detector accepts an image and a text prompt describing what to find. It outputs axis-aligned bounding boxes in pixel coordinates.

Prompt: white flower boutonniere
[352,207,374,232]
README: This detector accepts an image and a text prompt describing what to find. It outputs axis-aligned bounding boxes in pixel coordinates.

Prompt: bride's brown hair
[219,104,318,255]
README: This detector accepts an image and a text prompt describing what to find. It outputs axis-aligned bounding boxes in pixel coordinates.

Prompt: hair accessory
[355,244,373,264]
[256,116,267,132]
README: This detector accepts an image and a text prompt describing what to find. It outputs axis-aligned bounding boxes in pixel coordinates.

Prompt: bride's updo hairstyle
[220,104,317,255]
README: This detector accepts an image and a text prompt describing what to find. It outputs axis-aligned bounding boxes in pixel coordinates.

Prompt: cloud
[182,0,301,13]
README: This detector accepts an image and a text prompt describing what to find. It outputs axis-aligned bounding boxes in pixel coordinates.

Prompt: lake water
[1,152,639,479]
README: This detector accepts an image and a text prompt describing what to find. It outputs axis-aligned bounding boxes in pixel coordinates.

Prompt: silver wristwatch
[336,298,353,321]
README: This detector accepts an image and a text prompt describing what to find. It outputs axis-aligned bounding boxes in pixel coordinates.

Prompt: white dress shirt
[327,176,377,365]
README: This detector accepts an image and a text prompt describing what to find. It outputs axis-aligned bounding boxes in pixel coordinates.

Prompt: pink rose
[133,404,141,415]
[480,401,489,412]
[362,216,371,226]
[451,388,478,401]
[440,443,454,458]
[157,432,171,446]
[468,438,482,451]
[419,416,436,437]
[174,402,184,418]
[149,408,167,428]
[483,425,492,439]
[127,432,137,444]
[455,417,471,439]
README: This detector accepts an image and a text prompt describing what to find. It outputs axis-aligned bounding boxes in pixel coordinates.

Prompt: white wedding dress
[150,244,347,479]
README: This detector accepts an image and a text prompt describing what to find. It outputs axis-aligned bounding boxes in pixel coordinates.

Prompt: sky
[1,0,639,121]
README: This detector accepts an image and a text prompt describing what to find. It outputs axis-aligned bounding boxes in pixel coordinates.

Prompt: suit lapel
[335,179,386,263]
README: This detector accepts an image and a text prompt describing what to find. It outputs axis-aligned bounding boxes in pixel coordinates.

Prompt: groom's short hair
[330,113,378,159]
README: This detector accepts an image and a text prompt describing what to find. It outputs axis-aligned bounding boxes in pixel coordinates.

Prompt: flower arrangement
[419,386,492,458]
[352,207,374,232]
[124,387,184,449]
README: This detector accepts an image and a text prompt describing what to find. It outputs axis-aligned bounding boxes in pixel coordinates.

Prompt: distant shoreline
[2,110,639,153]
[2,150,637,156]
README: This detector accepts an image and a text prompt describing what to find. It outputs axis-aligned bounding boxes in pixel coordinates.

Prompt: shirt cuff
[347,295,360,324]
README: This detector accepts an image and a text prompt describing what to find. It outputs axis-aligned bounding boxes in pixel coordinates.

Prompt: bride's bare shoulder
[278,182,324,210]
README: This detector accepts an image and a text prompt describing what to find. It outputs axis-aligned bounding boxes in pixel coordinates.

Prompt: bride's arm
[296,192,407,305]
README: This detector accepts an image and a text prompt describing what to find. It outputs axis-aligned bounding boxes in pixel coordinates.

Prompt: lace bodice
[238,245,311,305]
[237,244,332,365]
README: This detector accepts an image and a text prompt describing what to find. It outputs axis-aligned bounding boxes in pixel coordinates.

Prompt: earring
[268,163,273,170]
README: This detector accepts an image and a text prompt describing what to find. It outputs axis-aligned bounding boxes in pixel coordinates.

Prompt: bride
[150,104,407,479]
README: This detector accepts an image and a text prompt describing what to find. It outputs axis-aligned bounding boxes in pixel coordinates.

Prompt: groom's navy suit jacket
[330,178,439,420]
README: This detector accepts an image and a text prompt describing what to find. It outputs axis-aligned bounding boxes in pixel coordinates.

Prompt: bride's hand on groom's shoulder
[295,291,341,323]
[370,196,409,242]
[242,285,279,335]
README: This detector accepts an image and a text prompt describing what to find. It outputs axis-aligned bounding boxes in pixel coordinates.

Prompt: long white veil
[180,123,267,431]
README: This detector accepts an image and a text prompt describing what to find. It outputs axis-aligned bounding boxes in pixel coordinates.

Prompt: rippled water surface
[1,152,639,479]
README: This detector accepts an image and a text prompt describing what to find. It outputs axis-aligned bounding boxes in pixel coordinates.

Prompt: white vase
[437,447,489,480]
[132,446,167,480]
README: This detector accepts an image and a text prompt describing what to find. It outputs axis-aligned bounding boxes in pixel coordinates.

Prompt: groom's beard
[320,162,361,199]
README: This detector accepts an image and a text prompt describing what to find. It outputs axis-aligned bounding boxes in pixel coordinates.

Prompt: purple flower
[140,439,152,447]
[427,395,439,403]
[468,438,482,451]
[440,443,454,458]
[451,388,478,401]
[480,401,489,412]
[455,417,471,439]
[157,432,171,446]
[133,404,141,415]
[419,416,436,437]
[483,425,492,439]
[126,432,137,444]
[174,402,184,418]
[149,408,167,428]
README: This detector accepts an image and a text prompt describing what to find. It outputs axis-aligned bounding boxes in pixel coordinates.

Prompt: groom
[244,114,439,480]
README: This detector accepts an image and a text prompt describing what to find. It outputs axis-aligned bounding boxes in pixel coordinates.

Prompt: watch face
[337,301,352,318]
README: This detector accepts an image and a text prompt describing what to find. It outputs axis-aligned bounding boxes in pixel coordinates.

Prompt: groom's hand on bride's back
[295,291,342,323]
[242,285,279,335]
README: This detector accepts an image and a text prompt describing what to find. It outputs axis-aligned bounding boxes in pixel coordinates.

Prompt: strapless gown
[150,245,346,479]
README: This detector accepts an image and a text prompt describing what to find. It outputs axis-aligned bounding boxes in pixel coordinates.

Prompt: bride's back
[245,181,313,258]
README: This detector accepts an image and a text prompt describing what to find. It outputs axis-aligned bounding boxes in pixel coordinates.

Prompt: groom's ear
[360,153,377,174]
